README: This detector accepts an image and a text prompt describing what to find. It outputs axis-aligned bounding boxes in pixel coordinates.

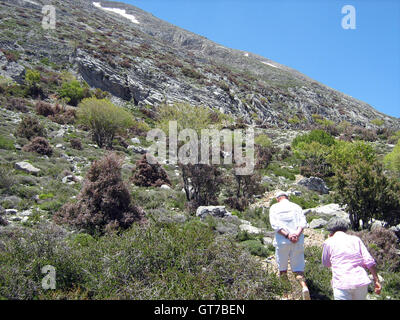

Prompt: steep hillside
[0,0,399,129]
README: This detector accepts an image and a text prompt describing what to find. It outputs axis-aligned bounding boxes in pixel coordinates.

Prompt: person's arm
[321,242,331,268]
[359,239,381,295]
[368,265,382,295]
[290,206,307,242]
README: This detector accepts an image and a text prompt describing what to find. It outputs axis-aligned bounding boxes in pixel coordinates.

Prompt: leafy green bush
[0,166,15,190]
[304,246,333,300]
[328,140,376,173]
[25,69,42,97]
[239,240,274,258]
[0,220,284,300]
[157,102,214,134]
[294,141,333,178]
[292,129,335,149]
[290,195,319,209]
[58,80,89,106]
[0,224,85,299]
[379,272,400,300]
[384,139,400,175]
[335,161,400,230]
[77,98,134,148]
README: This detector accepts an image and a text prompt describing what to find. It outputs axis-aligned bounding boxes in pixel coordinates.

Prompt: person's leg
[275,243,290,274]
[276,244,291,297]
[352,284,369,300]
[333,287,352,300]
[290,241,310,300]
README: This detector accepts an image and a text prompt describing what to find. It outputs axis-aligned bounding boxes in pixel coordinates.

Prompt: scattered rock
[1,196,22,208]
[305,203,349,222]
[127,145,148,154]
[15,161,40,175]
[131,137,141,144]
[160,184,171,190]
[196,206,231,219]
[262,237,274,245]
[371,220,384,231]
[216,222,239,236]
[298,176,329,194]
[5,209,18,215]
[239,224,264,235]
[309,218,328,229]
[261,176,274,184]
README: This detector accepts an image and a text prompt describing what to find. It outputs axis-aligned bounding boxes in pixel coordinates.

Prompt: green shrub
[254,134,272,148]
[0,166,15,190]
[384,139,400,174]
[371,118,385,127]
[58,80,88,106]
[304,246,333,300]
[290,195,319,209]
[157,102,215,134]
[239,240,274,258]
[0,219,284,299]
[328,140,376,173]
[77,98,134,148]
[0,224,85,299]
[292,129,335,149]
[25,69,42,97]
[379,272,400,300]
[335,161,400,230]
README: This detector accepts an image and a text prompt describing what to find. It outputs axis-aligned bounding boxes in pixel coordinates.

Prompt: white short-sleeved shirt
[269,199,307,246]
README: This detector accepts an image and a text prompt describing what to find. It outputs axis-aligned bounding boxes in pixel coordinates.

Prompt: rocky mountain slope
[1,0,399,129]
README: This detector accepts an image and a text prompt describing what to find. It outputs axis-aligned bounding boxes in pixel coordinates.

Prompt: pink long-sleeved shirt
[322,231,376,290]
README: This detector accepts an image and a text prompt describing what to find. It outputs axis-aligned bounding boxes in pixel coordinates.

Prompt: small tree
[77,98,134,149]
[131,155,171,187]
[180,163,223,210]
[225,164,265,211]
[54,153,145,236]
[254,134,275,169]
[58,80,89,106]
[25,69,42,97]
[294,141,333,178]
[335,161,400,230]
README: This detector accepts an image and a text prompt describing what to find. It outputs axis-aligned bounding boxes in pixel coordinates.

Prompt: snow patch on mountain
[93,2,140,24]
[262,61,280,69]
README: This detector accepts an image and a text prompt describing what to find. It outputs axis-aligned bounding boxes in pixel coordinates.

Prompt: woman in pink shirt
[322,218,382,300]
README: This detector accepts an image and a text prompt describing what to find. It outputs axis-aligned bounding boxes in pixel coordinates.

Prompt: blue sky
[122,0,400,118]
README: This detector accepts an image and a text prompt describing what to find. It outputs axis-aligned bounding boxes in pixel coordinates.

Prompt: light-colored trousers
[333,284,369,300]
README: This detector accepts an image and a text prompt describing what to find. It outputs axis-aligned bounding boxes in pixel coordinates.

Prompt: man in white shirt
[269,190,310,300]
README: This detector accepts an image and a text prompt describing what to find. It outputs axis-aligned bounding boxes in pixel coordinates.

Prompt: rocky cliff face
[0,0,399,129]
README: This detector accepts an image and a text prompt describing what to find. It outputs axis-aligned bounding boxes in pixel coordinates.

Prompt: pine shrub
[54,153,145,236]
[16,115,46,140]
[131,155,171,188]
[22,136,53,156]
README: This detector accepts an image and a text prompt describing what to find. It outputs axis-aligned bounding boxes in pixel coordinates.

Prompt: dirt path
[253,176,327,300]
[258,228,326,300]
